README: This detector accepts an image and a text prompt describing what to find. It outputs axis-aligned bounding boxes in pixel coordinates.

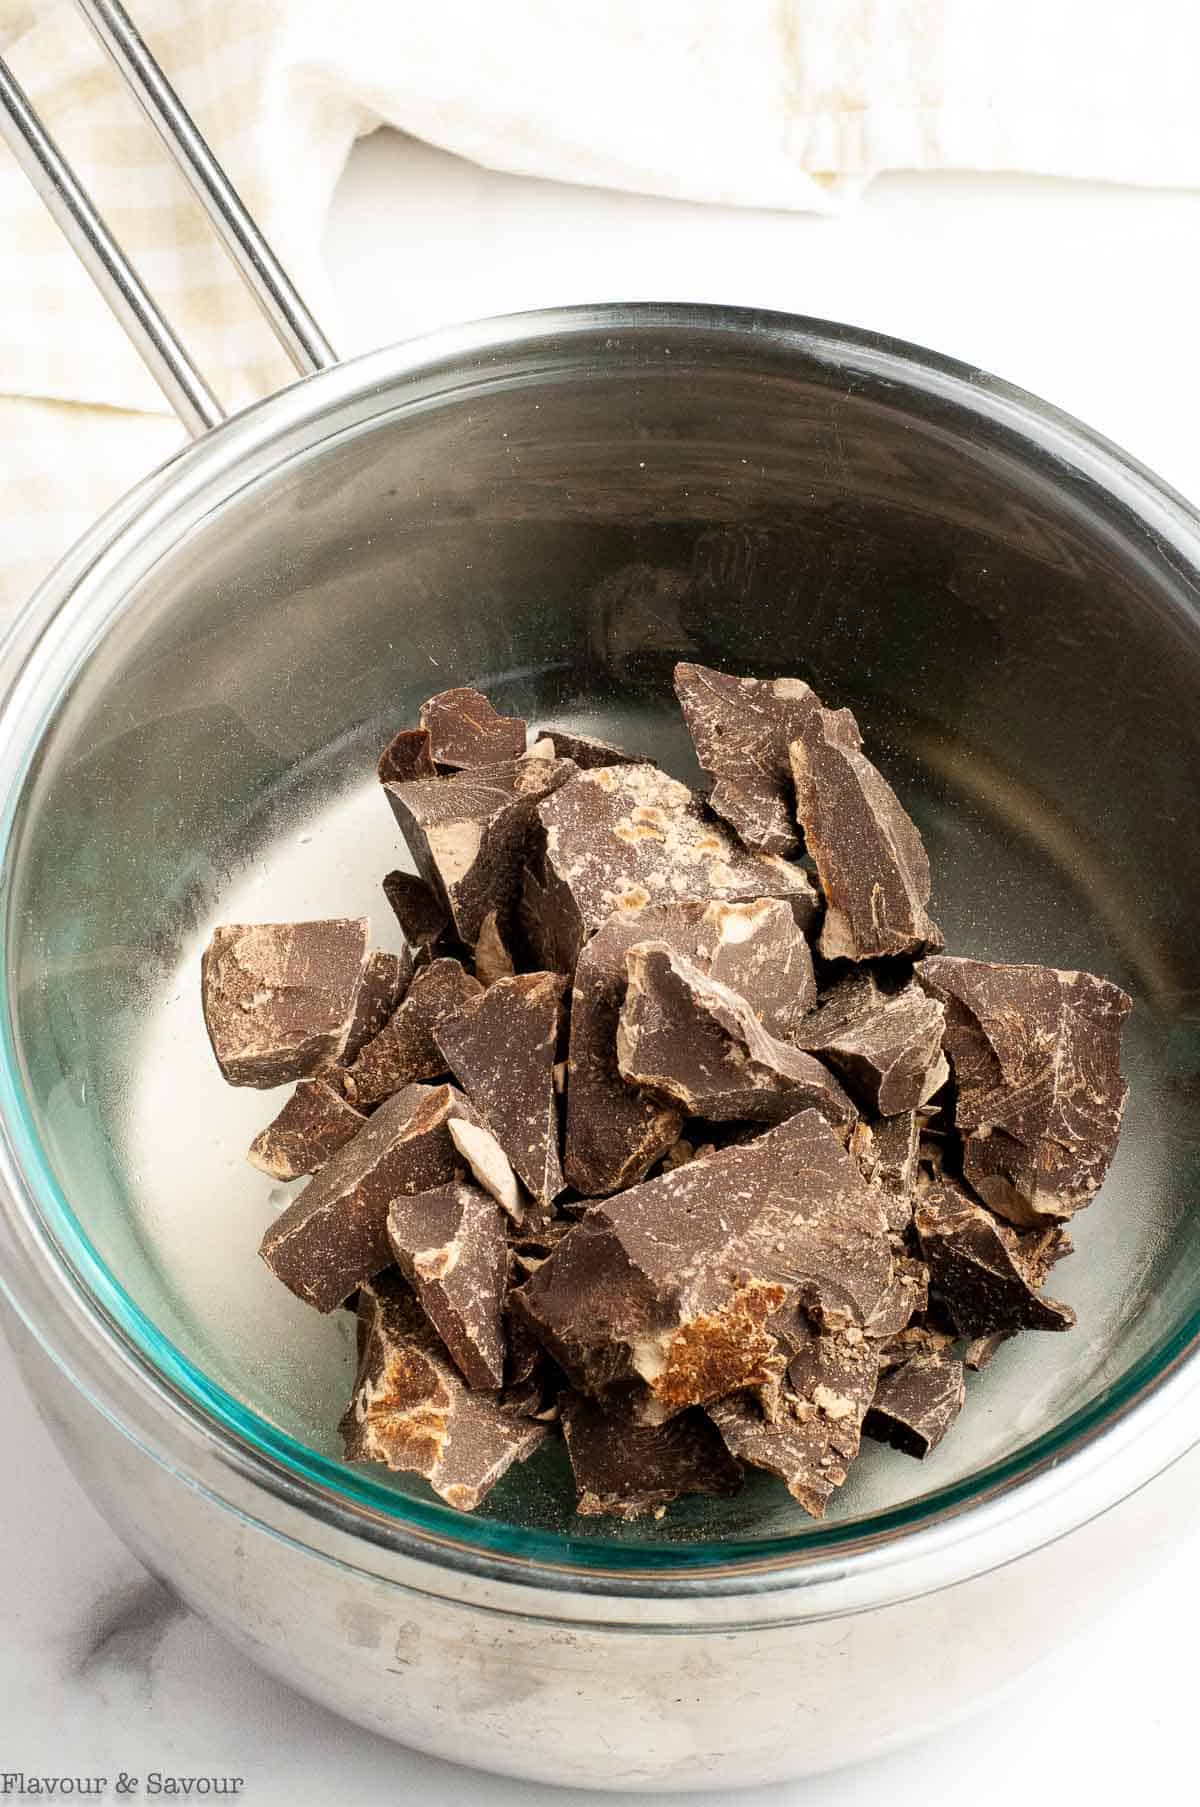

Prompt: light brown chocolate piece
[916,956,1131,1225]
[342,950,413,1064]
[563,898,816,1197]
[617,943,856,1130]
[794,971,948,1116]
[473,910,515,985]
[864,1353,966,1459]
[521,763,818,975]
[259,1082,476,1311]
[447,1116,525,1224]
[387,1182,508,1389]
[341,1275,547,1508]
[387,756,576,946]
[878,1324,956,1370]
[201,918,368,1087]
[514,1111,893,1420]
[377,727,437,784]
[343,959,482,1107]
[560,1393,742,1519]
[247,1078,366,1181]
[914,1178,1076,1336]
[708,1318,880,1517]
[789,710,941,961]
[419,687,527,769]
[435,972,566,1207]
[382,870,451,955]
[534,728,648,770]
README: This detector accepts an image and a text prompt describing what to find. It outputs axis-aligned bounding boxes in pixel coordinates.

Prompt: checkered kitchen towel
[2,0,1198,624]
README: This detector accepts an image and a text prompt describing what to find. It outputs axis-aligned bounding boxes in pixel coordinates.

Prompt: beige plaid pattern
[2,0,1198,628]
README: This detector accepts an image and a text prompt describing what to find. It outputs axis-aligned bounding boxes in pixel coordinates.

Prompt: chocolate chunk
[560,1393,742,1519]
[851,1112,920,1235]
[247,1078,366,1181]
[914,1178,1076,1336]
[382,870,450,958]
[377,727,436,784]
[502,1312,559,1417]
[342,950,413,1064]
[342,958,482,1107]
[419,687,527,769]
[617,943,857,1130]
[794,972,948,1116]
[259,1082,476,1311]
[535,728,647,770]
[864,1353,966,1459]
[963,1331,1012,1371]
[878,1324,956,1370]
[386,1182,508,1389]
[789,711,941,961]
[708,1319,879,1517]
[201,918,368,1088]
[514,1111,893,1420]
[387,756,576,946]
[916,956,1132,1225]
[473,909,515,985]
[863,1255,929,1338]
[563,898,817,1197]
[522,763,817,975]
[341,1275,547,1508]
[447,1116,525,1224]
[674,662,832,856]
[435,972,566,1207]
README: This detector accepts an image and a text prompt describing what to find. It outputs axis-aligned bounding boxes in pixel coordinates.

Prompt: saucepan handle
[0,0,335,438]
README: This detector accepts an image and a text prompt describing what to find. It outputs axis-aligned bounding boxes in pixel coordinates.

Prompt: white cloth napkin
[2,0,1198,622]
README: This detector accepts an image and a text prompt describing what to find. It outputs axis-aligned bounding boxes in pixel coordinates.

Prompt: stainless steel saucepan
[1,2,1199,1788]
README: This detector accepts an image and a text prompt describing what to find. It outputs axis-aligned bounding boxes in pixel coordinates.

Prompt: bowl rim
[1,299,1198,1602]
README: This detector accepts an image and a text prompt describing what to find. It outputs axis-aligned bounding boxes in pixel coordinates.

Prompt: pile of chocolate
[201,669,1132,1522]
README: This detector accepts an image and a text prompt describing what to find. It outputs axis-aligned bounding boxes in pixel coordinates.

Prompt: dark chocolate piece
[259,1082,477,1311]
[963,1331,1013,1371]
[419,687,527,769]
[864,1353,966,1458]
[851,1111,920,1236]
[708,1319,879,1517]
[382,869,451,954]
[502,1312,559,1417]
[514,1111,893,1419]
[435,972,566,1207]
[862,1255,929,1338]
[386,1182,508,1389]
[560,1393,742,1519]
[617,942,856,1130]
[387,756,576,946]
[377,727,436,784]
[522,763,817,974]
[473,909,515,985]
[341,1275,546,1508]
[247,1078,366,1181]
[342,950,413,1064]
[789,710,941,961]
[916,956,1131,1225]
[914,1178,1076,1336]
[563,898,816,1197]
[534,728,647,770]
[343,959,482,1107]
[794,972,948,1116]
[201,918,368,1088]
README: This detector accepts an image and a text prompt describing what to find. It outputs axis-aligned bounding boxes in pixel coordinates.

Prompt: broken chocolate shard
[386,1182,508,1389]
[387,755,576,946]
[514,1111,893,1420]
[259,1082,474,1311]
[862,1255,929,1338]
[535,728,647,770]
[435,971,566,1207]
[708,1318,879,1517]
[341,1274,547,1508]
[382,869,451,955]
[342,950,413,1064]
[447,1115,526,1225]
[864,1352,966,1459]
[522,762,817,975]
[617,942,857,1130]
[878,1324,956,1370]
[851,1111,920,1236]
[377,726,436,785]
[794,971,948,1117]
[343,958,482,1107]
[247,1078,366,1181]
[789,710,941,961]
[963,1331,1013,1371]
[915,956,1132,1225]
[914,1178,1076,1337]
[201,918,368,1088]
[563,897,817,1197]
[560,1392,742,1520]
[419,687,527,770]
[473,909,515,986]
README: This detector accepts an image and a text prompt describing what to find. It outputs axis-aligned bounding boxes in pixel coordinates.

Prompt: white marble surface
[3,130,1200,1803]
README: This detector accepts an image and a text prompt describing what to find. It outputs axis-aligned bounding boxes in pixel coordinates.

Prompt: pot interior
[5,311,1200,1555]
